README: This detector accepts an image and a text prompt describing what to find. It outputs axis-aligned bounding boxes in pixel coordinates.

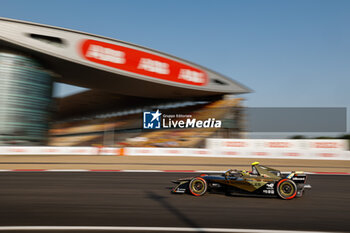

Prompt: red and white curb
[0,169,348,175]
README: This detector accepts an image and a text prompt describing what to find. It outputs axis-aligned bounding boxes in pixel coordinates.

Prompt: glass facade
[0,52,52,145]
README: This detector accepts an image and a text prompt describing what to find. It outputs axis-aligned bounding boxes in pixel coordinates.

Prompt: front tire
[189,177,207,196]
[276,179,297,200]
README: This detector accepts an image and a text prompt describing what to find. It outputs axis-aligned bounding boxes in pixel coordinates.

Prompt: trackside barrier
[206,139,348,151]
[204,139,349,160]
[97,147,121,155]
[0,139,349,160]
[125,147,210,157]
[124,147,350,160]
[0,146,123,156]
[0,146,98,155]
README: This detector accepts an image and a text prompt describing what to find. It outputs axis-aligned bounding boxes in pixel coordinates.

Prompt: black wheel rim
[283,184,292,193]
[194,181,203,191]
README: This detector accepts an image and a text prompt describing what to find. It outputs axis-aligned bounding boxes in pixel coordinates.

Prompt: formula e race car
[172,162,311,200]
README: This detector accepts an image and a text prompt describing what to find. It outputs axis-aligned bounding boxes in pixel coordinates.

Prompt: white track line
[0,226,336,232]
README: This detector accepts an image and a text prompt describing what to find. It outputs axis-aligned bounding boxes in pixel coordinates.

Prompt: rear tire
[276,179,297,200]
[189,177,207,196]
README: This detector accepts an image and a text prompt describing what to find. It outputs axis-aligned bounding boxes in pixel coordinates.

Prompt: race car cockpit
[224,162,282,180]
[224,169,249,179]
[251,162,281,178]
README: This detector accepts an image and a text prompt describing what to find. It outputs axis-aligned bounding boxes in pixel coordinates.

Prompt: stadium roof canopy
[0,18,250,99]
[55,89,220,120]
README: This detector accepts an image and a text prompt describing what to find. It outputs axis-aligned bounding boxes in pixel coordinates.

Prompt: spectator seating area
[49,98,242,147]
[122,98,242,148]
[49,114,140,146]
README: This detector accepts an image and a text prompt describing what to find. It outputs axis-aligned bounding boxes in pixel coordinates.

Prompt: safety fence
[0,139,349,160]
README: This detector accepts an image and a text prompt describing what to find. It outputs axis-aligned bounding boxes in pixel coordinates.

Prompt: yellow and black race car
[172,162,311,200]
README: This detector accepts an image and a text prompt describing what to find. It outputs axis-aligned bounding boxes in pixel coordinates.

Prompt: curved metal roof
[0,17,251,98]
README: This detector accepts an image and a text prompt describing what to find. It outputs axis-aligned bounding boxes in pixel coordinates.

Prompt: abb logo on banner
[285,152,301,157]
[195,150,208,155]
[319,153,336,158]
[224,141,247,147]
[166,150,180,154]
[254,152,268,156]
[266,142,291,148]
[137,149,151,154]
[313,142,340,149]
[80,39,207,86]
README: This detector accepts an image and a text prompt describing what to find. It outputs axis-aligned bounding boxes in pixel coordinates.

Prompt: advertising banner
[80,39,208,86]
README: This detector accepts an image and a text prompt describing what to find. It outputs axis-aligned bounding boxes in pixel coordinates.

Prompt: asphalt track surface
[0,172,349,232]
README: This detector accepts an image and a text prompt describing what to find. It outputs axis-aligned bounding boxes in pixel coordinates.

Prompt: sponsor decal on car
[292,177,305,181]
[263,189,275,194]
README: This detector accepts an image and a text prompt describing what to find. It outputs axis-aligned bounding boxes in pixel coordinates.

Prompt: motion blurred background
[0,0,349,148]
[0,1,349,232]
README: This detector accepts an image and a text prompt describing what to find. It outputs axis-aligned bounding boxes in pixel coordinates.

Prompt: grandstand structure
[0,17,250,147]
[50,97,245,147]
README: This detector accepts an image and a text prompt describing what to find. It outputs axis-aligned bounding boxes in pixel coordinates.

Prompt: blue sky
[1,0,349,112]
